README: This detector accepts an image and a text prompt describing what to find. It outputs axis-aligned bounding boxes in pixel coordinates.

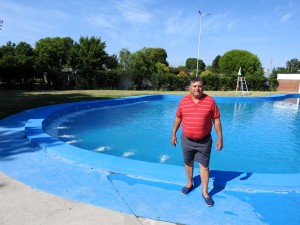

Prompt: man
[171,77,223,207]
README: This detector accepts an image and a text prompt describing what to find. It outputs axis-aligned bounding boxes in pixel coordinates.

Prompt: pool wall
[24,94,300,192]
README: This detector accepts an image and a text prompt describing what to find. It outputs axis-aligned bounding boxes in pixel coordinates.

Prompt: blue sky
[0,0,299,69]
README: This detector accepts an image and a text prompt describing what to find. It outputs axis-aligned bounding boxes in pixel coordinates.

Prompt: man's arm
[213,118,223,151]
[171,116,182,147]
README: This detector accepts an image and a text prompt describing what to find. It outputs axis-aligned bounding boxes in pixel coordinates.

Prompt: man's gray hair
[189,77,204,86]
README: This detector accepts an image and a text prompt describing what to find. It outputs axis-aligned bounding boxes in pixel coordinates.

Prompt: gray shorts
[180,133,213,167]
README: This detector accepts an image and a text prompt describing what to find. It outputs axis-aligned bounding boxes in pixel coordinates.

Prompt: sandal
[181,185,194,194]
[202,194,214,207]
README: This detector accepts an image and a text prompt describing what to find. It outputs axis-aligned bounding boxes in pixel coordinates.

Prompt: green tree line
[0,36,299,91]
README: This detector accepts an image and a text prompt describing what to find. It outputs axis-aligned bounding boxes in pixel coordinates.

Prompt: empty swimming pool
[42,94,300,174]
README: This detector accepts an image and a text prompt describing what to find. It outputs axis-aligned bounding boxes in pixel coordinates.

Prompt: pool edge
[24,94,300,192]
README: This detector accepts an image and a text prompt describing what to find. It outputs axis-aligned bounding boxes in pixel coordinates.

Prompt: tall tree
[211,55,221,74]
[219,49,264,77]
[0,42,17,85]
[119,48,131,71]
[128,47,169,90]
[104,54,118,69]
[15,42,35,85]
[129,48,150,89]
[35,37,74,86]
[286,58,300,73]
[185,58,205,73]
[0,41,35,88]
[69,36,108,89]
[145,48,168,66]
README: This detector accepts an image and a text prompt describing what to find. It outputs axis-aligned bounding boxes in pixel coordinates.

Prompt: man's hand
[171,116,181,147]
[171,135,177,147]
[216,138,223,152]
[213,118,223,152]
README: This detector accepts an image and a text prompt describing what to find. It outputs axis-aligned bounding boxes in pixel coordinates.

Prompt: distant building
[277,74,300,92]
[264,68,271,77]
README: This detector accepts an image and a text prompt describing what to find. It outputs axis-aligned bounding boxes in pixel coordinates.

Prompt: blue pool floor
[1,104,300,225]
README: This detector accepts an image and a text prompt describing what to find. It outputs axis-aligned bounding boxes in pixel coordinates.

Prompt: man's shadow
[192,170,252,196]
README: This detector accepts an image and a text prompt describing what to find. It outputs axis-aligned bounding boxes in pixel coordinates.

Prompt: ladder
[236,76,249,95]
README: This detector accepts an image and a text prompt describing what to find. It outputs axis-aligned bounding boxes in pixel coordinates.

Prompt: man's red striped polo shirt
[176,94,220,140]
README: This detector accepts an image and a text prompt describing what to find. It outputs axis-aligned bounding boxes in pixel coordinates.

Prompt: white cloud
[86,14,114,29]
[280,12,294,22]
[204,13,239,32]
[113,0,152,23]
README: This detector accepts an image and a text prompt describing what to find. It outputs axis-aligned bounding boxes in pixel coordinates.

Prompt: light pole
[196,11,210,77]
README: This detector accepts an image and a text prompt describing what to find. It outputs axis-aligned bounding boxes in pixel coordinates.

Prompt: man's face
[189,81,204,97]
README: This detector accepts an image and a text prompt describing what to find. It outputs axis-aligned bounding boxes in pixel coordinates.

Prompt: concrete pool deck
[1,95,300,225]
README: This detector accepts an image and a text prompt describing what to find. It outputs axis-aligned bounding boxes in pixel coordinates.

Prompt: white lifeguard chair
[235,67,249,95]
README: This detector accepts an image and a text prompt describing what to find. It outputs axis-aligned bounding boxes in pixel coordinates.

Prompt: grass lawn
[0,90,281,120]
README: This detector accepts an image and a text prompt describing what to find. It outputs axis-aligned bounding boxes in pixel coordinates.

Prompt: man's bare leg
[199,163,210,198]
[184,161,194,188]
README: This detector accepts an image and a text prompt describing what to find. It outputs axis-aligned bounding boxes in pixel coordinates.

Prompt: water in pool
[44,97,300,174]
